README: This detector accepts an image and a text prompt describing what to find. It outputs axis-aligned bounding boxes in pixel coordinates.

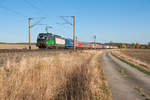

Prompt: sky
[0,0,150,44]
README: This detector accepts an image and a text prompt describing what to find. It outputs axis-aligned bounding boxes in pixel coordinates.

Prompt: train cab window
[44,37,48,40]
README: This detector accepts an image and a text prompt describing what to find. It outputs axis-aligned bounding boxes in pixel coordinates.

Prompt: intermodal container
[65,39,74,47]
[83,42,89,48]
[96,44,103,48]
[89,44,94,48]
[76,42,84,47]
[55,37,65,46]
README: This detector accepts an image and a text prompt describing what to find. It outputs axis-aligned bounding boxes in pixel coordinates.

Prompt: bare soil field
[112,49,150,72]
[119,49,150,65]
[0,50,112,100]
[0,44,37,49]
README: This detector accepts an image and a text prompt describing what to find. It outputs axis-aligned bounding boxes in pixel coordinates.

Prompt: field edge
[111,52,150,75]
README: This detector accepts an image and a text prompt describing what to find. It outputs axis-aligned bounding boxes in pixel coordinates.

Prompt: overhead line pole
[94,35,96,49]
[28,18,32,50]
[73,16,76,51]
[59,16,76,51]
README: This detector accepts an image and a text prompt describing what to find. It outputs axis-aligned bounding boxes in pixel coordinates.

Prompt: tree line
[119,42,150,49]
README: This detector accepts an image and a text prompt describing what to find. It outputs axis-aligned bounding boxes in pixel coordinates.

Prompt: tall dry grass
[0,50,112,100]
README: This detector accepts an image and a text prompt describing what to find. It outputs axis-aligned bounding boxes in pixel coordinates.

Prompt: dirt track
[102,52,150,100]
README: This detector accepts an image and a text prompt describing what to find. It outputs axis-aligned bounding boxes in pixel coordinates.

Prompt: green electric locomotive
[36,33,65,49]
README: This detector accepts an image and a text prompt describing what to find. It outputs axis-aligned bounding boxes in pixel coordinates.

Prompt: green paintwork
[47,40,55,45]
[42,41,46,43]
[37,39,65,47]
[37,40,54,44]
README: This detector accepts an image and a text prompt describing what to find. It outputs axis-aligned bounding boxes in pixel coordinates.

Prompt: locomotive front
[36,33,51,48]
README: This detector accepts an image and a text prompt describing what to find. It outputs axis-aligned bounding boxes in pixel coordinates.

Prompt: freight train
[36,33,117,49]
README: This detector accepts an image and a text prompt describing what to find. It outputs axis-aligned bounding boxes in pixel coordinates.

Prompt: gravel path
[102,52,150,100]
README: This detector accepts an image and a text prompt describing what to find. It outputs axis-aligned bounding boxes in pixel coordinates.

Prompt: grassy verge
[112,53,150,75]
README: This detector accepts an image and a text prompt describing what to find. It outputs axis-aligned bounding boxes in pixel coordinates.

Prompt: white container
[55,37,65,45]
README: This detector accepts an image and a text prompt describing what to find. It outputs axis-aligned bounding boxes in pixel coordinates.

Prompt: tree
[121,43,126,48]
[132,43,136,48]
[135,42,140,49]
[140,45,146,49]
[147,42,150,49]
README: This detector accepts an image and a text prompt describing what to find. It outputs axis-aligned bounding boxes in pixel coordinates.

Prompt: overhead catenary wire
[60,16,73,25]
[0,4,27,18]
[56,21,72,38]
[23,0,39,10]
[0,0,49,45]
[30,17,46,28]
[23,0,49,17]
[59,16,76,51]
[38,24,53,33]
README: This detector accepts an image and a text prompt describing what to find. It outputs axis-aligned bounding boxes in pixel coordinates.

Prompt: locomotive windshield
[37,34,49,40]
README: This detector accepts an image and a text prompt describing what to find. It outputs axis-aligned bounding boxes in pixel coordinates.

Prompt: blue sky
[0,0,150,44]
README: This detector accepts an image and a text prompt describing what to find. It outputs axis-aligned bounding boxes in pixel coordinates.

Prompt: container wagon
[65,39,74,49]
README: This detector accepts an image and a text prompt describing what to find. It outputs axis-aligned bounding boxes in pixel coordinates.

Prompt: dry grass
[0,44,37,49]
[0,50,112,100]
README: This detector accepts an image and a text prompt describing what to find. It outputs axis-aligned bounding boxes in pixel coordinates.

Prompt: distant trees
[121,43,126,48]
[112,42,150,49]
[147,42,150,49]
[140,45,146,49]
[132,43,136,48]
[131,42,140,49]
[116,43,122,48]
[135,42,140,49]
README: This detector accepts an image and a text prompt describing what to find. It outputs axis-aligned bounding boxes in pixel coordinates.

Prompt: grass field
[0,50,112,100]
[112,49,150,73]
[0,44,37,49]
